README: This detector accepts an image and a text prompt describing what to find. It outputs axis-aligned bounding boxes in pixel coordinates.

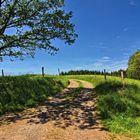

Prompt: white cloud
[99,42,104,46]
[107,60,128,71]
[116,35,121,39]
[96,56,111,63]
[102,56,110,60]
[95,58,128,71]
[129,0,136,6]
[123,52,130,58]
[72,58,128,72]
[88,42,108,49]
[123,27,129,32]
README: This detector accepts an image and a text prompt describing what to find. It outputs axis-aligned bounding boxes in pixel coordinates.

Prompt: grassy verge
[49,75,69,87]
[0,75,65,115]
[96,80,140,139]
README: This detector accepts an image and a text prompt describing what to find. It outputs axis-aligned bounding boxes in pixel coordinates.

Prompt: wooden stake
[2,69,4,77]
[104,69,107,80]
[42,67,45,77]
[121,70,125,89]
[58,68,60,75]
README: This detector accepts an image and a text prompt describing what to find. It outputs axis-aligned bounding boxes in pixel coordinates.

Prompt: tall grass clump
[0,76,64,115]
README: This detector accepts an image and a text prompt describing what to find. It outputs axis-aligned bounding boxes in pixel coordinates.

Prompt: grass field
[0,74,140,139]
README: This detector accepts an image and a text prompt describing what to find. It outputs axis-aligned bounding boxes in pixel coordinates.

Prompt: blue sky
[1,0,140,75]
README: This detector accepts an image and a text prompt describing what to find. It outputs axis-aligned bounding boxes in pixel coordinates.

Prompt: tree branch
[0,0,6,5]
[0,0,18,35]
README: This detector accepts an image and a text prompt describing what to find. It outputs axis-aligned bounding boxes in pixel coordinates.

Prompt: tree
[0,0,77,60]
[127,50,140,80]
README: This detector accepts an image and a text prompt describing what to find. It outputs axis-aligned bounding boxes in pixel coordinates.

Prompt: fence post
[2,69,4,77]
[104,69,106,80]
[42,67,45,77]
[58,68,60,75]
[121,70,125,89]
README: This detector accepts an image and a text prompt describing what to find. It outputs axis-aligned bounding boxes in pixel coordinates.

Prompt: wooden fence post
[42,67,45,77]
[121,70,125,89]
[58,68,60,75]
[2,69,4,77]
[104,69,107,80]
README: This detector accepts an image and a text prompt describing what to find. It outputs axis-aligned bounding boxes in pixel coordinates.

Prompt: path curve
[77,80,93,89]
[68,79,79,88]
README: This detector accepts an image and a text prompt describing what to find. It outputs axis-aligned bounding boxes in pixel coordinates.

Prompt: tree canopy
[0,0,77,60]
[127,50,140,80]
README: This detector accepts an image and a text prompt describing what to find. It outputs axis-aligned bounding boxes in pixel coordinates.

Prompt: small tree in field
[127,50,140,80]
[0,0,77,60]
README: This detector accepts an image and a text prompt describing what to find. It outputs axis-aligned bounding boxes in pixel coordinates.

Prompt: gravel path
[0,80,132,140]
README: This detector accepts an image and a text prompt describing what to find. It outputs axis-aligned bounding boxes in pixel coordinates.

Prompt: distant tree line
[60,69,126,77]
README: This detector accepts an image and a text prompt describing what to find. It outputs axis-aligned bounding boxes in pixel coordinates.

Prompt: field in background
[0,74,140,139]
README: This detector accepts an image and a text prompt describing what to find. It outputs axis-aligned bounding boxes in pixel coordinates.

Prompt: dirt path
[68,79,79,88]
[77,80,93,89]
[0,80,132,140]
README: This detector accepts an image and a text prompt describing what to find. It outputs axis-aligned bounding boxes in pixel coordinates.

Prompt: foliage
[127,50,140,80]
[0,76,64,115]
[60,69,126,77]
[60,70,106,75]
[0,0,77,60]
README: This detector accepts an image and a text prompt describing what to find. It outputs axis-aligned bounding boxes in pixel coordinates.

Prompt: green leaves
[127,50,140,79]
[0,0,77,60]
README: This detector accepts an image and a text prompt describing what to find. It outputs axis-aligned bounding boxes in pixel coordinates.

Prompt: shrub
[127,50,140,80]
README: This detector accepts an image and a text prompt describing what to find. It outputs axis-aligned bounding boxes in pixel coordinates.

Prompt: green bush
[127,50,140,80]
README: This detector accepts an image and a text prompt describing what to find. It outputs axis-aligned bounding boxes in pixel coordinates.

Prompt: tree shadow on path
[0,87,107,131]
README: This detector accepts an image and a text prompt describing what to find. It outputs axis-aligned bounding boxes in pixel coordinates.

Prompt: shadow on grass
[0,87,107,131]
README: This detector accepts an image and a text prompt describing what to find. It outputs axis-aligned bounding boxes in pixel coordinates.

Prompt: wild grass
[96,81,140,139]
[0,75,64,115]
